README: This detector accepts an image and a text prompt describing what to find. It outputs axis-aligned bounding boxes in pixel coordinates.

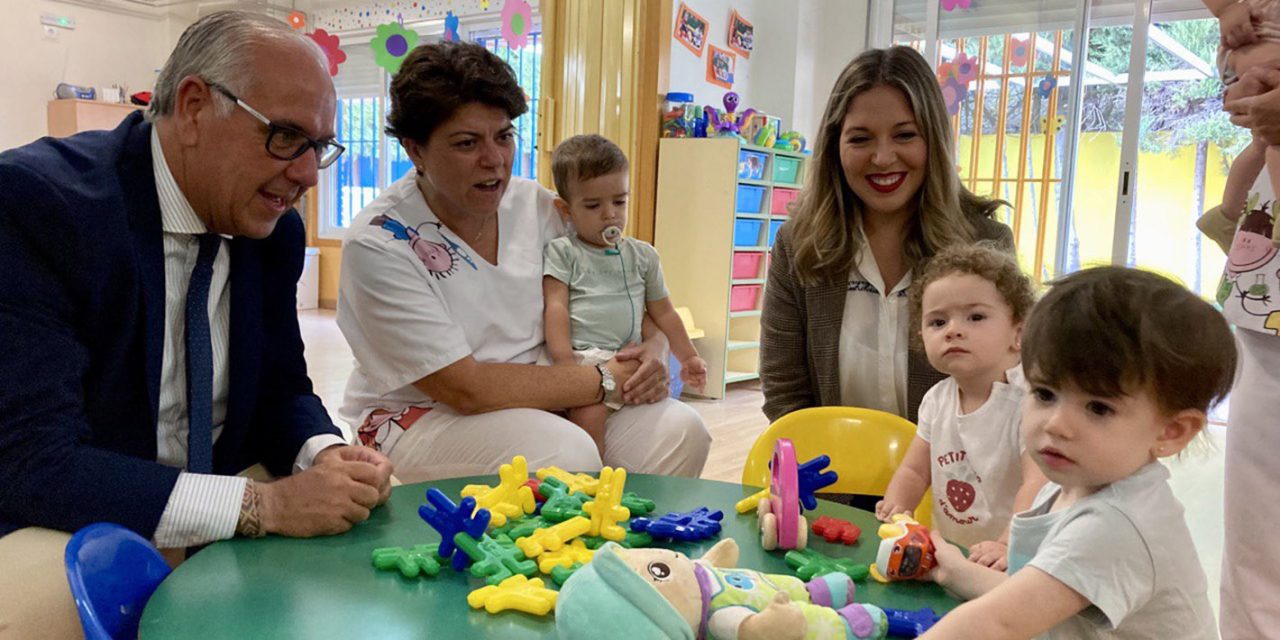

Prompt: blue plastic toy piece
[417,487,491,571]
[629,507,724,542]
[883,607,941,637]
[64,522,173,640]
[796,454,839,511]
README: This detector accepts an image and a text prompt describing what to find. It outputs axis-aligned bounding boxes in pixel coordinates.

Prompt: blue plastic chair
[64,523,173,640]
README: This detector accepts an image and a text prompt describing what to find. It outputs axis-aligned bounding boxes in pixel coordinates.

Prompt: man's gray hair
[148,10,326,120]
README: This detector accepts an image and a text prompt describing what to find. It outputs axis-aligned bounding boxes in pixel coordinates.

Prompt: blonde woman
[760,46,1013,425]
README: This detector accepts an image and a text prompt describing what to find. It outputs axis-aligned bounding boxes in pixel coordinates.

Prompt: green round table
[141,475,959,638]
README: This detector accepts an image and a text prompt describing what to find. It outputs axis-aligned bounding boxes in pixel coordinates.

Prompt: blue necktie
[186,234,220,474]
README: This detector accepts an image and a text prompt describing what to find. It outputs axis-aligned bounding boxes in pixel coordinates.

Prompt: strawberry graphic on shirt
[947,479,976,512]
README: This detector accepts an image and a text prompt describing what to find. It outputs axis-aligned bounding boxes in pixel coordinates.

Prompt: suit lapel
[120,113,165,432]
[806,279,847,407]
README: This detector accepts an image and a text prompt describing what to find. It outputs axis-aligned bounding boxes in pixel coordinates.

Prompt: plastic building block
[460,455,537,528]
[812,515,862,545]
[371,544,445,578]
[796,454,839,511]
[583,466,630,541]
[884,607,941,637]
[537,475,572,499]
[784,548,871,582]
[514,516,591,558]
[735,487,769,514]
[581,530,653,550]
[870,514,936,583]
[523,478,546,503]
[536,538,594,573]
[466,575,558,616]
[759,438,806,550]
[536,466,600,496]
[549,562,583,586]
[629,507,724,542]
[540,491,591,523]
[620,492,656,516]
[453,532,538,586]
[417,488,491,571]
[490,515,557,541]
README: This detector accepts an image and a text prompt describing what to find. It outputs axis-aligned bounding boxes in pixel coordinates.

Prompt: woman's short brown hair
[385,41,527,145]
[908,243,1037,349]
[1022,266,1236,415]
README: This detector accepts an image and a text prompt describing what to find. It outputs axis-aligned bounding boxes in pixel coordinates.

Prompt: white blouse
[836,241,911,416]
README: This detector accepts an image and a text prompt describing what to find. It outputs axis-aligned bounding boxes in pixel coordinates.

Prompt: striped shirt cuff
[294,434,351,474]
[153,474,247,549]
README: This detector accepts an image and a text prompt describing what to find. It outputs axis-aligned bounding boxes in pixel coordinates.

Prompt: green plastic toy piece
[580,529,653,550]
[453,532,538,586]
[493,515,557,540]
[620,492,656,516]
[371,544,446,578]
[549,562,584,586]
[540,492,591,523]
[784,548,870,582]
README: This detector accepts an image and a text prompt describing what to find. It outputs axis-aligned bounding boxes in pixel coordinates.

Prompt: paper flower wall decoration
[501,0,533,49]
[952,52,978,83]
[288,11,306,30]
[1035,75,1058,99]
[371,22,419,74]
[942,0,972,11]
[444,11,460,41]
[1009,38,1030,68]
[307,29,346,77]
[941,77,970,116]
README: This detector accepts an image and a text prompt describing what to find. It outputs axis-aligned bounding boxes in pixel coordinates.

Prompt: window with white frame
[318,23,542,240]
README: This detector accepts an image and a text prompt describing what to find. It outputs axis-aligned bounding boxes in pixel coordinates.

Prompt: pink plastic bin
[730,284,763,312]
[771,188,800,215]
[732,252,765,279]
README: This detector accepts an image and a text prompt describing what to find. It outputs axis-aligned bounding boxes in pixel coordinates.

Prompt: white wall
[0,1,180,151]
[667,0,869,142]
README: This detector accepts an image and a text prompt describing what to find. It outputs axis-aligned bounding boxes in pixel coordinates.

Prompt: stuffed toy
[555,538,887,640]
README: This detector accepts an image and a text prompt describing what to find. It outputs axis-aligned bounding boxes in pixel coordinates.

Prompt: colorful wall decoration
[311,0,540,33]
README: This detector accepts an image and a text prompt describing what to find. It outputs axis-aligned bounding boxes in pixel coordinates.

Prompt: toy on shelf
[884,607,942,638]
[460,455,537,527]
[454,532,538,586]
[870,514,936,582]
[757,438,808,551]
[811,515,861,545]
[417,488,491,571]
[514,516,591,558]
[371,544,445,579]
[783,547,870,582]
[583,466,630,541]
[776,130,807,153]
[555,539,889,640]
[629,507,724,542]
[796,454,839,510]
[467,574,558,616]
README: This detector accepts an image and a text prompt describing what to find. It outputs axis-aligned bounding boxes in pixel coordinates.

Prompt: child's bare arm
[646,296,699,362]
[542,276,576,365]
[1224,137,1267,221]
[922,562,1090,639]
[876,436,932,521]
[1206,0,1256,48]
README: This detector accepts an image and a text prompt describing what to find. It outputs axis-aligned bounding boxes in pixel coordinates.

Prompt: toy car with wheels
[757,438,808,550]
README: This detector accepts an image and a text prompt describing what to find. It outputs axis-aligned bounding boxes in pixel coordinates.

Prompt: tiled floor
[298,308,1227,618]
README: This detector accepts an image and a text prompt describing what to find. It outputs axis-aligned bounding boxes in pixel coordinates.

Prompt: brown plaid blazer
[760,216,1015,425]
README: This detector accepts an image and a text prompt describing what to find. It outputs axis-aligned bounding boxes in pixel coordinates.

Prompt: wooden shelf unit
[654,137,807,399]
[47,99,142,138]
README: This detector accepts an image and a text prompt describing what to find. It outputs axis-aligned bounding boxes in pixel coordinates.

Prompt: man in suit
[0,11,393,637]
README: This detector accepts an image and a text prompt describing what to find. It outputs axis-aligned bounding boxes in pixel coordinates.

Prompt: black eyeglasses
[206,81,346,169]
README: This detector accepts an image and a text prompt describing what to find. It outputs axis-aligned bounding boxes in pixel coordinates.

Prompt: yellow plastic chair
[741,406,933,527]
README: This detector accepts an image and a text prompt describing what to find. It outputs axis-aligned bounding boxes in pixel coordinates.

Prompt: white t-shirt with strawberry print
[917,364,1027,548]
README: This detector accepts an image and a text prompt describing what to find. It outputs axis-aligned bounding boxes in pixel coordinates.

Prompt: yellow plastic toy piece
[514,516,591,558]
[583,466,630,541]
[536,538,595,574]
[735,487,769,514]
[466,575,558,616]
[461,455,537,527]
[535,466,600,496]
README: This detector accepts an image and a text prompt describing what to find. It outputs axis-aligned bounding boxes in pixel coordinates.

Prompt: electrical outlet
[43,25,58,40]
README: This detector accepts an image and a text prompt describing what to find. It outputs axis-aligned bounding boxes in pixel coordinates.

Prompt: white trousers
[0,528,81,639]
[1221,329,1280,639]
[386,399,712,484]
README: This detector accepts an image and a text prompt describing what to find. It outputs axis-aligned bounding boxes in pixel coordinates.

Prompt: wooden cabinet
[654,138,807,399]
[47,99,142,137]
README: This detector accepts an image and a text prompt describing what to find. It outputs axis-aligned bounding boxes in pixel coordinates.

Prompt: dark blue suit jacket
[0,112,341,538]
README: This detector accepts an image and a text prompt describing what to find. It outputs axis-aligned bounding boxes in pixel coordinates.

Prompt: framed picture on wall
[707,45,735,89]
[674,2,708,57]
[728,10,753,58]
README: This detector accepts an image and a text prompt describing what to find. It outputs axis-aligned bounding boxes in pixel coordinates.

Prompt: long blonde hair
[787,46,1003,285]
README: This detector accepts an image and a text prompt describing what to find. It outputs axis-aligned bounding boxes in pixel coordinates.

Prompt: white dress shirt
[148,130,344,548]
[836,236,911,416]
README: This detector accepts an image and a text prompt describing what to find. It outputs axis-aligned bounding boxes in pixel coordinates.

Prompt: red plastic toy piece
[812,515,861,545]
[524,478,546,503]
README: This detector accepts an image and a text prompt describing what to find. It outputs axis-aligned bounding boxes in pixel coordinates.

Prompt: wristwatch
[595,363,617,403]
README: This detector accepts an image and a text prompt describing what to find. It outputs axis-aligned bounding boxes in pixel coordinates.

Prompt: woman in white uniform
[337,42,710,482]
